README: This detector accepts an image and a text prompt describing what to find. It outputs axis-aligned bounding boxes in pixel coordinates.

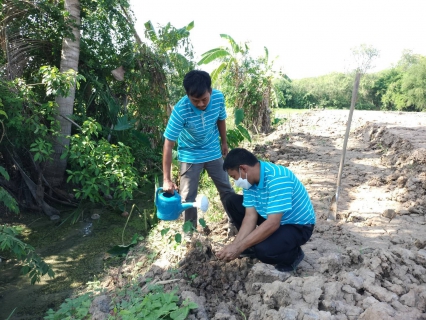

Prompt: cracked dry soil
[99,110,426,320]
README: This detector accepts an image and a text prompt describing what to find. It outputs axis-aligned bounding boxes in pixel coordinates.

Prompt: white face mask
[234,169,252,189]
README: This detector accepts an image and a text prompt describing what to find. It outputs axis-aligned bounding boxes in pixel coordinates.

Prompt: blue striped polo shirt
[243,161,316,225]
[164,89,227,163]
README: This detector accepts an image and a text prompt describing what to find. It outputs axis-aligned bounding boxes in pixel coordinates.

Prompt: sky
[129,0,426,79]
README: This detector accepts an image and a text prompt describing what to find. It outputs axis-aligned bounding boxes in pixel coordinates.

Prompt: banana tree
[198,35,275,133]
[198,34,247,84]
[143,20,195,114]
[144,20,195,80]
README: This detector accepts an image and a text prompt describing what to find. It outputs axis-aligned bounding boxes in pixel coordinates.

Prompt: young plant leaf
[199,218,206,228]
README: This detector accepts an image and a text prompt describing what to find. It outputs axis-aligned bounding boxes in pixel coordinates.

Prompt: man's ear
[239,165,249,174]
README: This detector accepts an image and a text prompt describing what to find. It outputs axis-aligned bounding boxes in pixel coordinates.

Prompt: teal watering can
[155,187,209,221]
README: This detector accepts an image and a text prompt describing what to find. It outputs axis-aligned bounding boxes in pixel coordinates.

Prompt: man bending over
[216,148,316,272]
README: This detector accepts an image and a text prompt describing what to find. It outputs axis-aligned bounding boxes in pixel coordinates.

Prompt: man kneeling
[216,148,316,272]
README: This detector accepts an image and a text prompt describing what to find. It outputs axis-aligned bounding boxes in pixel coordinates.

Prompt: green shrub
[112,284,197,320]
[44,293,93,320]
[64,118,139,203]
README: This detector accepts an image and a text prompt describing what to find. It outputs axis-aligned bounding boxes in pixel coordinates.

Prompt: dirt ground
[95,110,426,320]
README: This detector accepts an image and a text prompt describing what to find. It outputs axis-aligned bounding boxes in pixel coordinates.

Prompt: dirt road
[103,110,426,320]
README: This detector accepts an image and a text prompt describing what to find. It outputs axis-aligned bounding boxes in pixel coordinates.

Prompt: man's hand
[216,243,242,262]
[163,179,177,193]
[221,142,229,157]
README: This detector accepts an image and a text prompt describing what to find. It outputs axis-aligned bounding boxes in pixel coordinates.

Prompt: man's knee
[225,193,243,208]
[253,243,282,264]
[254,243,295,265]
[219,188,235,203]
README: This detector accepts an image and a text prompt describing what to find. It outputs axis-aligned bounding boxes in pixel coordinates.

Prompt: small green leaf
[161,228,170,236]
[0,166,10,181]
[174,233,182,243]
[198,218,206,228]
[182,221,194,233]
[237,124,252,142]
[0,110,8,118]
[234,108,244,125]
[185,301,198,309]
[113,115,136,131]
[130,233,139,245]
[47,269,55,278]
[186,21,194,31]
[170,306,189,320]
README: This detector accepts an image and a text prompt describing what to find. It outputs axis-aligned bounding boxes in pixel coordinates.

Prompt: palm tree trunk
[44,0,81,186]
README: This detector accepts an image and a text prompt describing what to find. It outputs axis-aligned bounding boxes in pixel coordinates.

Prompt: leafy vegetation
[0,164,55,285]
[0,225,55,284]
[64,118,139,203]
[0,0,193,214]
[1,0,425,318]
[274,51,426,111]
[44,292,93,320]
[44,276,198,319]
[112,284,198,319]
[114,288,198,320]
[199,34,277,134]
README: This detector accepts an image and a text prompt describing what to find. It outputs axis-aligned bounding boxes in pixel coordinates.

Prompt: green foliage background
[274,51,426,111]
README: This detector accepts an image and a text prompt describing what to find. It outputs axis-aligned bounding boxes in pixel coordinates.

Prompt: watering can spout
[180,202,194,213]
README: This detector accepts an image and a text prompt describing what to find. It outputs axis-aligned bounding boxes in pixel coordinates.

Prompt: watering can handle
[155,187,177,206]
[155,187,162,206]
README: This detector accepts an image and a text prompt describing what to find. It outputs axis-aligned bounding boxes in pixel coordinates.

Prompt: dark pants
[226,194,314,265]
[180,158,235,228]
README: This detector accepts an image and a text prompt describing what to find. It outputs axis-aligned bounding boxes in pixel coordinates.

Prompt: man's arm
[217,119,228,156]
[236,213,282,251]
[162,138,177,193]
[217,208,282,261]
[232,207,258,243]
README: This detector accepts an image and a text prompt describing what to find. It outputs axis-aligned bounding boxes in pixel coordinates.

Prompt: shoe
[239,247,256,258]
[275,249,305,272]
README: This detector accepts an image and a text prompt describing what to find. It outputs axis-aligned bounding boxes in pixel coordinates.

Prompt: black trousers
[225,194,314,265]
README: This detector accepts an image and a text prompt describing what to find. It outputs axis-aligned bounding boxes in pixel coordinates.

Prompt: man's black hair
[223,148,259,171]
[183,70,212,98]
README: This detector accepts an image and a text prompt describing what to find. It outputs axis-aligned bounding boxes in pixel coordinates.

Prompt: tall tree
[43,0,81,186]
[401,56,426,111]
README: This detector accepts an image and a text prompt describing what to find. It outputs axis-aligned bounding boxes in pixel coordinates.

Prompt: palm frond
[200,47,223,57]
[1,0,53,79]
[210,62,227,84]
[185,21,194,31]
[220,34,240,54]
[197,49,229,65]
[264,46,269,63]
[144,20,158,43]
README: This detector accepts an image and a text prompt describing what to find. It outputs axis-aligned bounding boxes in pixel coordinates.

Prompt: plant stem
[122,204,135,245]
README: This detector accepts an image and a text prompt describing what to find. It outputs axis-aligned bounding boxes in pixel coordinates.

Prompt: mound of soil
[95,110,426,320]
